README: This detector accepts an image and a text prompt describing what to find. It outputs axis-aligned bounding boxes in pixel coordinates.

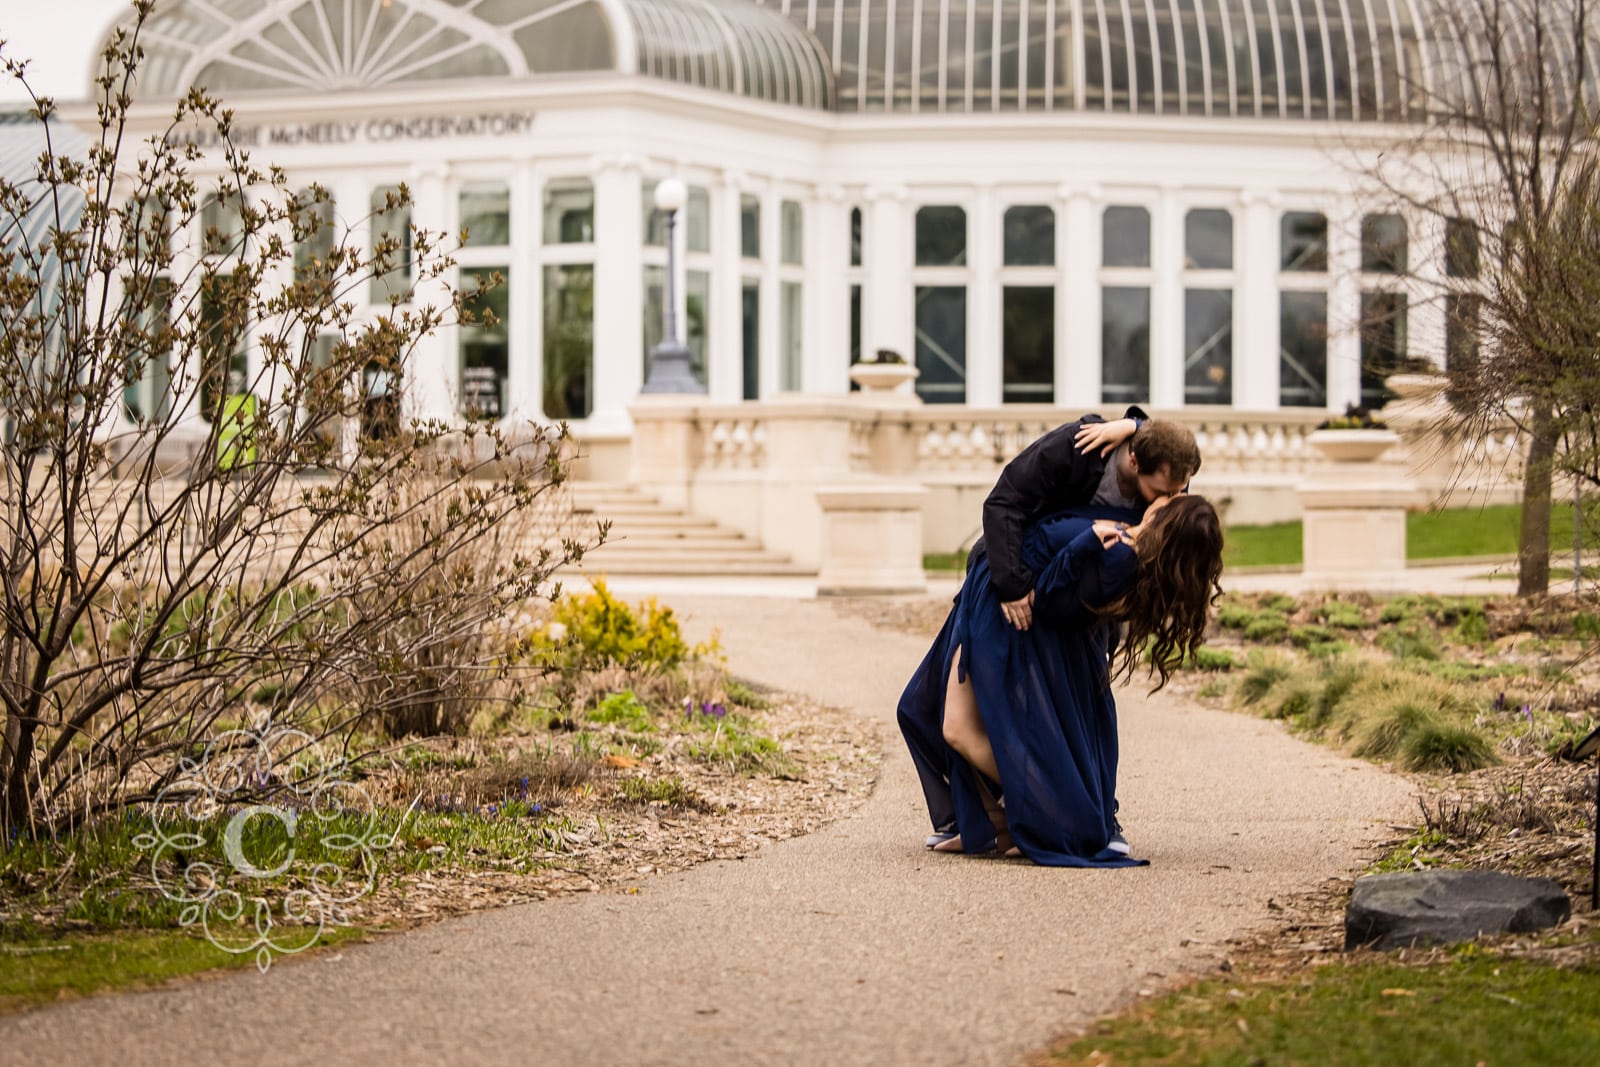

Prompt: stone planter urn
[1307,427,1400,464]
[848,360,920,400]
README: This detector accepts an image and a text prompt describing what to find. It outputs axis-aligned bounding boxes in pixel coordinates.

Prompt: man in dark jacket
[943,410,1201,855]
[972,409,1201,630]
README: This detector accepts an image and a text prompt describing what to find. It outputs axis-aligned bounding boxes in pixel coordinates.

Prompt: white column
[1235,189,1280,410]
[1409,212,1447,370]
[1328,199,1363,412]
[1151,190,1185,407]
[506,159,540,422]
[967,185,1001,406]
[589,157,642,433]
[810,187,850,394]
[709,172,744,403]
[406,162,454,422]
[1059,184,1100,404]
[865,185,912,361]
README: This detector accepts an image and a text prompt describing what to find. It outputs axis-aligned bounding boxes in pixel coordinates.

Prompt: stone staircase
[564,482,813,578]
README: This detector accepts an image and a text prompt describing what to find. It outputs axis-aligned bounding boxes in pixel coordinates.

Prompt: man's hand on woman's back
[1001,590,1035,630]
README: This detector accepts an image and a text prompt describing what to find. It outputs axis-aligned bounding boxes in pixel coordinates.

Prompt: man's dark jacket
[969,406,1149,603]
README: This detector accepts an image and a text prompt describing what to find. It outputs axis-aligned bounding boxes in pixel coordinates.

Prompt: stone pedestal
[815,483,928,595]
[627,396,703,511]
[1299,428,1416,590]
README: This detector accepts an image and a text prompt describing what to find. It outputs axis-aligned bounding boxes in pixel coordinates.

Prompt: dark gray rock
[1345,870,1571,950]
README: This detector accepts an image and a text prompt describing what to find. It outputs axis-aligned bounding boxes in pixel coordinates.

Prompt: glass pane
[916,205,967,267]
[1101,286,1150,404]
[781,200,804,265]
[459,266,509,420]
[369,184,413,304]
[741,282,760,400]
[1280,211,1328,272]
[1002,286,1054,403]
[126,276,173,423]
[1361,213,1407,273]
[741,195,761,259]
[1446,218,1480,278]
[1184,288,1233,405]
[687,186,710,254]
[294,191,336,286]
[1279,290,1327,407]
[202,191,243,256]
[780,281,803,390]
[849,282,862,371]
[542,178,592,245]
[1185,209,1233,270]
[199,271,249,421]
[543,264,593,419]
[1004,205,1055,267]
[1359,290,1407,408]
[850,207,863,267]
[642,263,665,375]
[1102,205,1151,268]
[461,183,511,247]
[129,195,172,266]
[1446,292,1480,406]
[687,269,709,380]
[914,285,967,403]
[643,187,664,248]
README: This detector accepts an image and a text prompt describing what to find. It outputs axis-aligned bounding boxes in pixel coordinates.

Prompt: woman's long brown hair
[1101,494,1225,691]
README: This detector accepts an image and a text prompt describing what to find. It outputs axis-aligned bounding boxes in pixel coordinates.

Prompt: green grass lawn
[1226,502,1580,569]
[0,926,366,1013]
[1055,954,1600,1066]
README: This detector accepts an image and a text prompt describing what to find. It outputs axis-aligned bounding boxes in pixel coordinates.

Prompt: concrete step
[557,481,813,579]
[588,542,790,560]
[601,529,750,544]
[569,558,816,577]
[588,511,726,531]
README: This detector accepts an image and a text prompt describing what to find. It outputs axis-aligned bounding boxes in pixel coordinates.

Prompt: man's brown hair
[1130,419,1201,481]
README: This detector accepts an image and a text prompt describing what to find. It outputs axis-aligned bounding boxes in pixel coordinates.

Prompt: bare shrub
[0,9,596,838]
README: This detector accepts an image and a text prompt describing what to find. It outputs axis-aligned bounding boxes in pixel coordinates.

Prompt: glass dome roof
[109,0,833,110]
[101,1,1600,122]
[757,0,1600,121]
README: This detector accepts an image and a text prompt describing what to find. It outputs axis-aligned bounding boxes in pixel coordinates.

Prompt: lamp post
[641,178,705,394]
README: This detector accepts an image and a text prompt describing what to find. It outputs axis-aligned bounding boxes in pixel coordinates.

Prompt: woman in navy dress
[897,494,1224,867]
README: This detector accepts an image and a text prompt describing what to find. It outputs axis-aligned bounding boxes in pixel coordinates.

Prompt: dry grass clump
[1234,655,1497,773]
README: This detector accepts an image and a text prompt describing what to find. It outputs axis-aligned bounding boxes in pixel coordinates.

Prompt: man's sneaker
[1106,821,1130,855]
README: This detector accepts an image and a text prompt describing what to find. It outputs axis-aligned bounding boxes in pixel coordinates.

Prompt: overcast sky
[0,0,132,103]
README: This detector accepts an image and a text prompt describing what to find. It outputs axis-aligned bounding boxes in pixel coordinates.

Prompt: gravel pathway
[1,594,1415,1066]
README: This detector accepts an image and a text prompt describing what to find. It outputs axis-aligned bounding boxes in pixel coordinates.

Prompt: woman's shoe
[924,830,959,849]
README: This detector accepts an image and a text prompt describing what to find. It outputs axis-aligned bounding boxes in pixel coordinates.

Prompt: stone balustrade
[628,385,1525,569]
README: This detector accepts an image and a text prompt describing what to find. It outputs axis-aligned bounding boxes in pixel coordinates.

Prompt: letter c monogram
[222,805,297,879]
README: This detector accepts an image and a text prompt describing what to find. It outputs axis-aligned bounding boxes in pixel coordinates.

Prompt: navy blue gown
[897,508,1145,868]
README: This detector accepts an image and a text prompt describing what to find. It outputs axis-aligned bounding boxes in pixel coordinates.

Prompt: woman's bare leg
[940,646,1000,785]
[938,647,1020,855]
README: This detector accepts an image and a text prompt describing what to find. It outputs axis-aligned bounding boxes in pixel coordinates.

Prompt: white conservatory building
[66,0,1545,572]
[85,0,1474,432]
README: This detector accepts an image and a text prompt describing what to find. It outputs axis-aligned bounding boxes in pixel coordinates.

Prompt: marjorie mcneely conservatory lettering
[167,112,537,150]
